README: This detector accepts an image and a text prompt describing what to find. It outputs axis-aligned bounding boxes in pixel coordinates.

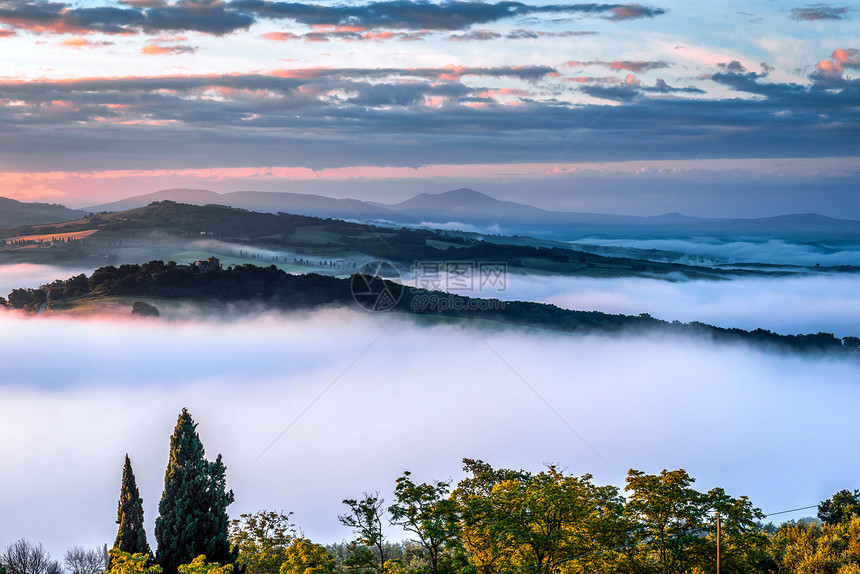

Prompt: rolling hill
[0,196,86,227]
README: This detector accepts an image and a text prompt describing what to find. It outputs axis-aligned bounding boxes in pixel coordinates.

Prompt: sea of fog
[3,263,860,559]
[574,237,860,267]
[401,268,860,338]
[499,273,860,338]
[3,306,860,557]
[0,263,95,297]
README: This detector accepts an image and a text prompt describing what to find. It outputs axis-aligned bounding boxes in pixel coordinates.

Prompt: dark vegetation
[3,260,859,356]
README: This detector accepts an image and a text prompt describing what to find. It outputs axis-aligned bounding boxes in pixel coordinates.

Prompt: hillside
[0,196,86,227]
[0,201,793,279]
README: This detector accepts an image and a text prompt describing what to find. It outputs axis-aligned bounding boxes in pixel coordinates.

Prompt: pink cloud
[833,48,860,68]
[149,34,189,43]
[262,31,301,42]
[60,36,114,49]
[270,67,332,78]
[141,43,195,55]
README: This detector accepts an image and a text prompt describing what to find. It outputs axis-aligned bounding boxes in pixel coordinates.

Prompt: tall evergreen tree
[113,455,151,561]
[155,409,237,574]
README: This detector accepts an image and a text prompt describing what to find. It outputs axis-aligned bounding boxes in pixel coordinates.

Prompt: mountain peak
[439,188,495,199]
[391,188,505,211]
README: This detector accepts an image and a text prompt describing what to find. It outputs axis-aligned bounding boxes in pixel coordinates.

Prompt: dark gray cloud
[0,59,856,172]
[447,29,502,40]
[567,59,670,71]
[228,0,666,30]
[643,78,704,93]
[570,74,703,99]
[0,0,255,35]
[0,0,664,35]
[717,60,746,73]
[789,3,851,21]
[579,83,638,101]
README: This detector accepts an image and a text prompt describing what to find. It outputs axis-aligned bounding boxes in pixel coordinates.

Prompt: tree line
[4,409,860,574]
[3,261,860,355]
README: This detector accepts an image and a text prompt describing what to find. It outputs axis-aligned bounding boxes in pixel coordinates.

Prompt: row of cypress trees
[114,409,237,574]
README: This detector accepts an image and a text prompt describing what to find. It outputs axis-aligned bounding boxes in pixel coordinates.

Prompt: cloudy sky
[0,0,857,214]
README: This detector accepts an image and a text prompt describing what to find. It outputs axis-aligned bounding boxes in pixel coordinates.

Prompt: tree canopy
[155,409,237,574]
[113,455,151,561]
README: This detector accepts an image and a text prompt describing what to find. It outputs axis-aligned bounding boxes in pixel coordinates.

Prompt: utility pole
[716,514,721,574]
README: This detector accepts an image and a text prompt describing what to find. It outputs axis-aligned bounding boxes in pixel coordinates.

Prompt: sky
[0,0,857,215]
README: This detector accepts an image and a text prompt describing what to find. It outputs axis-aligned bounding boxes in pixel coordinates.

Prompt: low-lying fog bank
[1,308,858,559]
[0,263,94,296]
[576,237,860,267]
[492,274,860,338]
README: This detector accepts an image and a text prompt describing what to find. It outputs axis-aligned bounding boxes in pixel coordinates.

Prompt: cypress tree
[155,408,237,574]
[113,455,151,559]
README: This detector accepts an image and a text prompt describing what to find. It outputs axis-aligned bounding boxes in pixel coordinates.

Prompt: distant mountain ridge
[0,196,86,227]
[85,188,407,222]
[83,187,860,242]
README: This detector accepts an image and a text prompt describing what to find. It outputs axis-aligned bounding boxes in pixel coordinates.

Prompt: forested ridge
[4,409,860,574]
[2,260,858,356]
[0,201,797,278]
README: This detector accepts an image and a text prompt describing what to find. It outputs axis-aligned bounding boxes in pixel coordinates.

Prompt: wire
[472,501,824,574]
[763,504,819,518]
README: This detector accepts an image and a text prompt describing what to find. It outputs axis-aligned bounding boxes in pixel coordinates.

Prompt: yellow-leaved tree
[106,550,162,574]
[177,555,234,574]
[279,539,336,574]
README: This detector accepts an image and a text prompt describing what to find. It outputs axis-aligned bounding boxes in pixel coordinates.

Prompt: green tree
[492,466,626,574]
[155,409,237,574]
[279,540,335,574]
[704,487,767,574]
[818,490,860,526]
[450,459,529,574]
[229,511,296,574]
[624,469,710,574]
[339,493,388,572]
[388,471,456,574]
[106,550,162,574]
[113,455,151,561]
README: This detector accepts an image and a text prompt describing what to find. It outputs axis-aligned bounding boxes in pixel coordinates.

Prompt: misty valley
[2,191,860,574]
